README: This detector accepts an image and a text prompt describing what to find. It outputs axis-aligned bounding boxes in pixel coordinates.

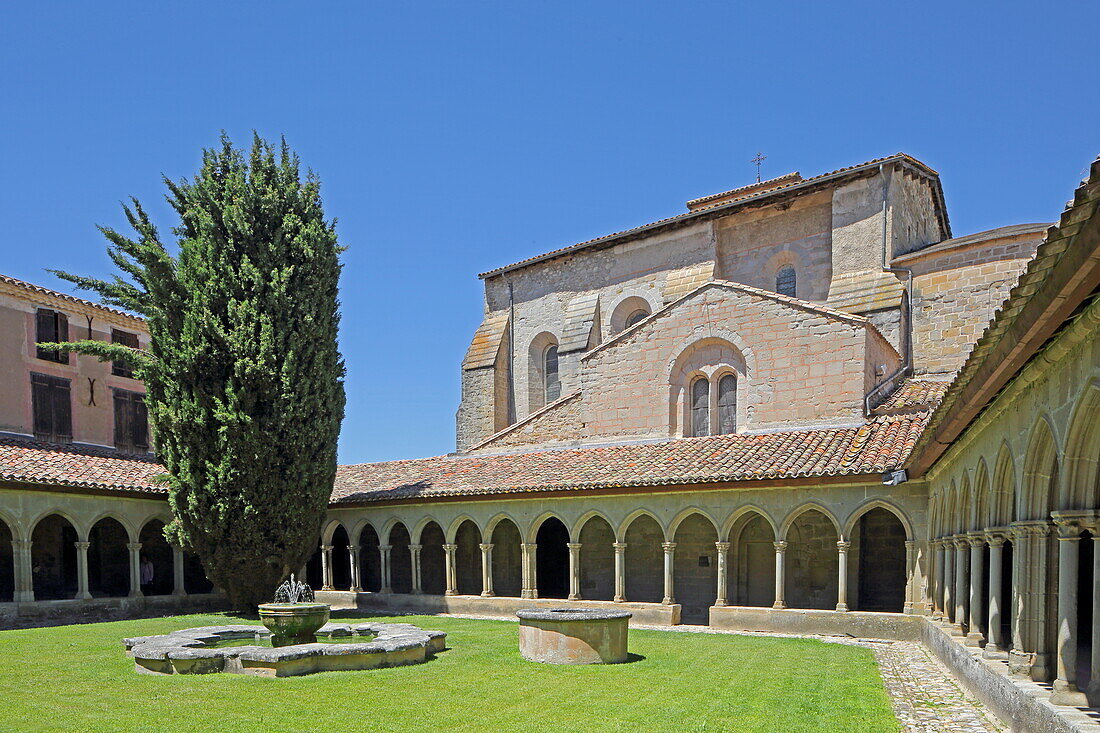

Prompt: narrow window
[690,378,710,437]
[624,309,649,329]
[31,373,72,443]
[113,389,149,453]
[111,329,139,378]
[718,373,737,434]
[544,345,560,403]
[35,309,69,364]
[776,265,796,297]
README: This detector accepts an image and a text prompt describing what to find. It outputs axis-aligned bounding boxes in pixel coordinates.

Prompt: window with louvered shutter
[111,329,139,378]
[31,373,72,443]
[775,265,796,297]
[718,373,737,434]
[35,309,69,364]
[544,345,560,403]
[690,377,710,437]
[113,389,149,453]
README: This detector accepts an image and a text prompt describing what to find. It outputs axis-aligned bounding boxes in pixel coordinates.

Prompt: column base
[480,591,495,598]
[613,595,625,603]
[567,594,580,601]
[1050,683,1090,707]
[772,601,786,610]
[444,590,458,597]
[520,590,536,599]
[982,645,1009,660]
[835,603,849,612]
[662,597,675,605]
[1086,679,1100,706]
[410,589,424,595]
[903,602,914,613]
[350,586,362,593]
[14,591,34,603]
[321,585,334,592]
[714,600,727,607]
[380,587,392,594]
[172,588,187,597]
[1008,649,1033,677]
[128,591,144,599]
[963,632,984,647]
[76,591,93,601]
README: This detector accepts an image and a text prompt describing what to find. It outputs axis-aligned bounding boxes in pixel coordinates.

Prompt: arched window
[690,378,710,437]
[776,265,796,297]
[624,309,649,329]
[717,374,737,434]
[544,345,560,403]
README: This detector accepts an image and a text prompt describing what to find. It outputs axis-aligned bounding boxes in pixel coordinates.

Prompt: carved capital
[715,542,731,552]
[408,544,422,552]
[613,542,627,551]
[773,541,788,552]
[662,542,677,552]
[836,541,851,553]
[479,543,494,552]
[320,544,334,552]
[127,542,142,552]
[442,543,457,553]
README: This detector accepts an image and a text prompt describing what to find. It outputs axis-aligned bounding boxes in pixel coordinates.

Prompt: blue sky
[1,2,1097,464]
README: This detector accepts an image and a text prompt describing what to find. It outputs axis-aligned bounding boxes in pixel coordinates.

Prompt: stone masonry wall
[905,229,1043,375]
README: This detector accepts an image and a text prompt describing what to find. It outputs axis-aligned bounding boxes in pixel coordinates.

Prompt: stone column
[836,540,851,612]
[904,539,917,613]
[127,542,143,598]
[966,533,985,646]
[613,542,627,603]
[443,543,458,596]
[772,541,787,610]
[11,540,32,603]
[319,544,334,591]
[73,541,92,600]
[379,544,392,593]
[661,542,676,605]
[567,542,582,601]
[715,542,730,607]
[1007,521,1025,669]
[480,543,494,597]
[1051,519,1089,705]
[943,539,955,624]
[985,531,1007,658]
[349,544,362,592]
[954,538,969,634]
[521,543,537,599]
[409,544,422,594]
[932,540,945,620]
[171,546,186,596]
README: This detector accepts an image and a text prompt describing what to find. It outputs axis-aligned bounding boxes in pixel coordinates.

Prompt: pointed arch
[571,509,616,542]
[973,459,991,530]
[780,502,842,540]
[1061,380,1100,511]
[667,507,720,539]
[617,509,665,543]
[446,514,483,544]
[577,513,615,601]
[1021,415,1060,520]
[991,442,1018,526]
[321,518,348,546]
[138,517,173,595]
[842,499,914,540]
[31,513,78,600]
[957,475,973,533]
[527,511,569,544]
[410,515,443,544]
[729,508,776,607]
[484,511,522,538]
[722,504,780,542]
[623,511,664,603]
[488,516,522,598]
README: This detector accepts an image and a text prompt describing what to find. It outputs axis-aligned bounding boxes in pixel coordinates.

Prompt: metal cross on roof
[751,152,766,183]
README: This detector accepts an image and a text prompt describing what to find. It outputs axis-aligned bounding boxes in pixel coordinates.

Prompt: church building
[1,152,1098,727]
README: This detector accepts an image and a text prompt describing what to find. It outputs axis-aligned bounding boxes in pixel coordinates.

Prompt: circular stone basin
[123,622,447,677]
[517,608,631,664]
[258,602,331,646]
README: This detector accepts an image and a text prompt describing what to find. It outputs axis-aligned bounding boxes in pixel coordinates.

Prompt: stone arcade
[1,152,1098,731]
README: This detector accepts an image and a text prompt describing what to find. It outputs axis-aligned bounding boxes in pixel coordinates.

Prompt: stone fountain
[258,574,331,646]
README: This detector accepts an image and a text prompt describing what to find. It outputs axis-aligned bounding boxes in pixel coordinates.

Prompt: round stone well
[516,608,631,664]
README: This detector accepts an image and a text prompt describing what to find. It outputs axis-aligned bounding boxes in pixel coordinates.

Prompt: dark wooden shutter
[133,395,149,451]
[58,313,69,364]
[113,390,130,451]
[52,377,72,442]
[32,373,70,442]
[113,389,149,452]
[35,309,68,363]
[31,373,51,438]
[111,329,139,377]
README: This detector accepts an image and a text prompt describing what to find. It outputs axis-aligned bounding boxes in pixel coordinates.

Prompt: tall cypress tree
[48,133,346,608]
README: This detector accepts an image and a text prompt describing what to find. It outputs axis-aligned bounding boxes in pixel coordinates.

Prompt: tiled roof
[331,412,930,504]
[461,312,509,370]
[478,154,949,279]
[686,172,803,211]
[871,379,950,415]
[0,273,145,324]
[0,437,166,493]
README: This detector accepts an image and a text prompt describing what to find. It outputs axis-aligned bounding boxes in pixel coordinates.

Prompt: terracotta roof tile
[331,412,929,504]
[871,379,950,415]
[0,273,145,324]
[0,437,166,493]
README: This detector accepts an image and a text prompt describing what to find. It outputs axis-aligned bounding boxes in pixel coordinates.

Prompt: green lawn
[0,613,900,732]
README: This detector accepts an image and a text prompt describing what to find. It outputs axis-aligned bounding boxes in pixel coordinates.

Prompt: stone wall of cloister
[925,295,1100,704]
[315,479,930,626]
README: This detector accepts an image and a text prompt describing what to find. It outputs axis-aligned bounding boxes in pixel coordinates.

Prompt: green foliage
[50,133,346,609]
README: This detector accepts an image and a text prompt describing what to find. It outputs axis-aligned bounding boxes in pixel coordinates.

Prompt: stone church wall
[903,227,1044,376]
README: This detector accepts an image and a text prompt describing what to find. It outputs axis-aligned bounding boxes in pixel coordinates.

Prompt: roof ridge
[0,273,145,323]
